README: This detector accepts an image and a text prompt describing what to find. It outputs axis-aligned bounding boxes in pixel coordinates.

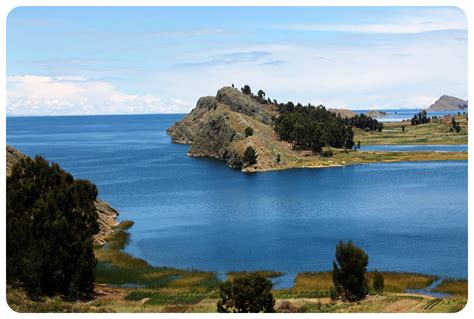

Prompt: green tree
[217,273,275,313]
[245,126,254,137]
[243,146,258,166]
[257,89,266,100]
[372,270,384,294]
[7,156,99,299]
[276,154,281,164]
[332,240,369,302]
[241,85,252,95]
[455,124,461,133]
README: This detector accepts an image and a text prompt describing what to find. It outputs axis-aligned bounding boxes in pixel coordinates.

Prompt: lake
[355,109,466,122]
[7,114,468,283]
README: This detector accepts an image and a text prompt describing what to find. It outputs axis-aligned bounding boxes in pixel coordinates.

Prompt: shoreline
[95,220,467,293]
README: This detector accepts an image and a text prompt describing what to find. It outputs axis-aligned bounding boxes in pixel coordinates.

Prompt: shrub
[7,156,99,299]
[245,126,254,137]
[243,146,258,166]
[332,240,369,302]
[241,85,252,95]
[373,270,384,294]
[217,273,275,313]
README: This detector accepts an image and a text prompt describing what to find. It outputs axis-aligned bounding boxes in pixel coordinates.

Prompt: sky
[6,6,468,115]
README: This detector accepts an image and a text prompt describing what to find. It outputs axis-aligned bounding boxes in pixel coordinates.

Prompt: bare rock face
[428,95,468,111]
[167,86,279,170]
[93,199,119,246]
[6,145,118,245]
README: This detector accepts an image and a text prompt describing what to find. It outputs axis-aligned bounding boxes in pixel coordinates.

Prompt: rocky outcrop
[6,145,118,245]
[167,86,280,170]
[366,110,388,118]
[428,95,468,111]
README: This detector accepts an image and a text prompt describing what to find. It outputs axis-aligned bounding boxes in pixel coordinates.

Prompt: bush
[245,126,254,137]
[321,148,333,158]
[241,85,252,95]
[332,240,369,302]
[243,146,258,166]
[217,273,275,313]
[373,270,384,294]
[7,156,99,299]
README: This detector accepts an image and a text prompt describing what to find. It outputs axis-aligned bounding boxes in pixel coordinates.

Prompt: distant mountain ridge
[428,95,468,111]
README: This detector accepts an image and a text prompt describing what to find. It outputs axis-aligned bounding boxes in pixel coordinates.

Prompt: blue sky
[6,6,467,115]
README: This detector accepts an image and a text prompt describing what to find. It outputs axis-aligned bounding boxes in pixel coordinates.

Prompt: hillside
[328,108,356,118]
[6,145,118,245]
[167,87,467,172]
[428,95,468,111]
[366,110,388,118]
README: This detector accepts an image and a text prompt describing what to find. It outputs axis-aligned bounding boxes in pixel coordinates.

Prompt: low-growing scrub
[293,271,436,294]
[433,279,467,296]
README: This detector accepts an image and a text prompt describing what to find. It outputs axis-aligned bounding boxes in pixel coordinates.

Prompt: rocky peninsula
[167,87,467,172]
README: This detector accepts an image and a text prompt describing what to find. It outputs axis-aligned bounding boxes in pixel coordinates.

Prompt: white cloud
[280,22,466,34]
[7,75,190,115]
[142,33,467,110]
[278,9,467,34]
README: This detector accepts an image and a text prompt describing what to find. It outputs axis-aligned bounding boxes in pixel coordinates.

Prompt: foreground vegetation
[7,228,468,313]
[7,156,99,299]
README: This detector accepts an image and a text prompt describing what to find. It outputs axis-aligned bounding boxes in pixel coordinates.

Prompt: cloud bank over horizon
[7,7,467,116]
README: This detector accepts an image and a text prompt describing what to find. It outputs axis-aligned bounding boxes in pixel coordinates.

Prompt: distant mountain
[428,95,468,111]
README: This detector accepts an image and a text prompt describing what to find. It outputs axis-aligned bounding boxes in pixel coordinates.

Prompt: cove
[7,114,467,279]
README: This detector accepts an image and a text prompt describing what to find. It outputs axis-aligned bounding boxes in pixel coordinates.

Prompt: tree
[276,154,281,164]
[241,85,252,95]
[332,240,369,302]
[217,273,275,313]
[245,126,254,137]
[243,146,258,166]
[372,270,384,294]
[257,89,266,100]
[455,124,461,133]
[401,125,405,132]
[7,156,99,299]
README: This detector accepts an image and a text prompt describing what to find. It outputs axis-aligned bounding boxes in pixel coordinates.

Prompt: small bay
[7,114,467,279]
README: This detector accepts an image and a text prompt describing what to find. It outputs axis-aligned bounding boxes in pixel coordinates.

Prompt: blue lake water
[359,144,467,152]
[355,109,466,122]
[6,114,468,283]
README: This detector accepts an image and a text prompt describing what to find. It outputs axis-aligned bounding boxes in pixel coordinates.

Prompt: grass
[293,271,437,294]
[433,279,468,296]
[125,291,209,306]
[294,271,334,292]
[354,116,468,146]
[6,286,114,313]
[94,221,220,291]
